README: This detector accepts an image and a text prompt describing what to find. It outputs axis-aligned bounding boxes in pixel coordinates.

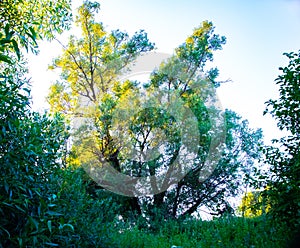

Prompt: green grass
[109,216,289,248]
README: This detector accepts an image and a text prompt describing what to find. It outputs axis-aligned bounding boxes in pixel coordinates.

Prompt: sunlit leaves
[237,191,271,217]
[0,0,72,63]
[47,81,76,114]
[49,1,154,113]
[0,0,72,40]
[176,21,226,67]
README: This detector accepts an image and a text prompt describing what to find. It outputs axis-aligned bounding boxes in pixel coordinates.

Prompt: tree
[263,50,300,228]
[137,31,263,219]
[48,0,155,219]
[49,1,263,224]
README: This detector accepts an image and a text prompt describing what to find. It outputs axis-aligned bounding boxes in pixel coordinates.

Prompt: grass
[109,216,289,248]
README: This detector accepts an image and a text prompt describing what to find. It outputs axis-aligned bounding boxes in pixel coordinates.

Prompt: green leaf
[46,210,63,216]
[0,53,12,64]
[29,27,37,40]
[12,39,20,60]
[47,220,52,233]
[45,242,59,247]
[4,24,10,37]
[59,223,74,232]
[0,226,10,238]
[14,204,26,213]
[0,38,12,45]
[28,216,39,230]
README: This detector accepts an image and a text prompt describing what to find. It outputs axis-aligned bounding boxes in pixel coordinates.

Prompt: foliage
[2,0,291,246]
[262,50,300,229]
[48,1,263,225]
[0,0,72,63]
[0,55,118,247]
[0,0,81,246]
[237,191,270,218]
[48,0,154,114]
[48,166,122,247]
[109,217,288,248]
[0,63,75,246]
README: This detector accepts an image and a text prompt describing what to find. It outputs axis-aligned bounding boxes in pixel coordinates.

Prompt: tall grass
[109,216,288,248]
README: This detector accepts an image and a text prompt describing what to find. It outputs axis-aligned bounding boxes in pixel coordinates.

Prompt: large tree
[49,1,262,222]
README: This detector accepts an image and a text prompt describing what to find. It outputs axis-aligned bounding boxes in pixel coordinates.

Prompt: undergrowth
[109,216,289,248]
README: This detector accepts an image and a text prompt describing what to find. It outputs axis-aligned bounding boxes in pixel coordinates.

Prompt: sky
[27,0,300,144]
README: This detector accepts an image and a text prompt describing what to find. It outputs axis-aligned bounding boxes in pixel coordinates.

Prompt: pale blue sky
[28,0,300,143]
